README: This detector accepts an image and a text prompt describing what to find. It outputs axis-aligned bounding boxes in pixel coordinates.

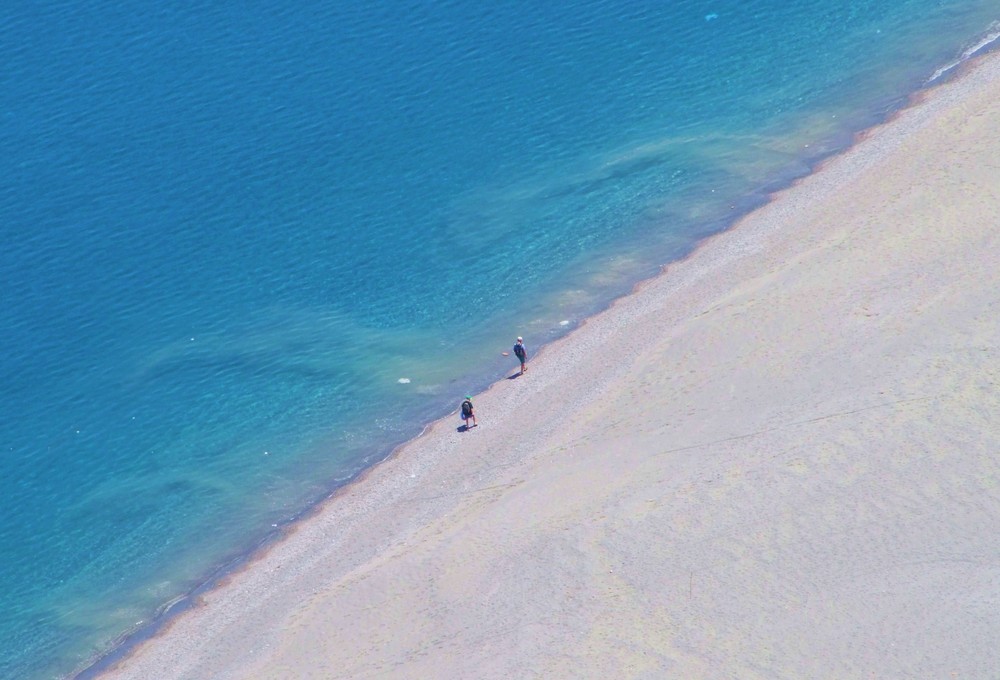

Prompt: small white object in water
[705,13,719,21]
[264,451,269,455]
[398,377,411,384]
[560,320,570,326]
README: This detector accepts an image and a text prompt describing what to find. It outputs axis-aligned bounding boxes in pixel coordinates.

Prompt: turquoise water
[1,1,997,676]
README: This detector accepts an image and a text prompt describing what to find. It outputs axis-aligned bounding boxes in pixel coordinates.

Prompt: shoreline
[90,49,1000,679]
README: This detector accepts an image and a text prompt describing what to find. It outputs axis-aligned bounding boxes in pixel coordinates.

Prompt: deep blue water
[1,1,997,676]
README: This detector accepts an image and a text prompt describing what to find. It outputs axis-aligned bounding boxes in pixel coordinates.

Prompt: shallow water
[1,1,998,676]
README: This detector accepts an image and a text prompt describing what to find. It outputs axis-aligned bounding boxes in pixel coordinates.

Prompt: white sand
[102,54,1000,679]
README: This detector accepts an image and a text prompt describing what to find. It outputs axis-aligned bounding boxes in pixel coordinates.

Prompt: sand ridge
[101,53,1000,679]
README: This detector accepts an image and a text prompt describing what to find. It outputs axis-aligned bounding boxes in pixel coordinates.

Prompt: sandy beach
[101,53,1000,679]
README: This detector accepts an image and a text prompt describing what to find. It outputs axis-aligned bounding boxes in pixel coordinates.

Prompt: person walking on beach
[513,337,528,375]
[460,396,476,429]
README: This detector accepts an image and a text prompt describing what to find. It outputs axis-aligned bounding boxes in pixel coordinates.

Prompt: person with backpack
[460,396,476,429]
[513,336,528,375]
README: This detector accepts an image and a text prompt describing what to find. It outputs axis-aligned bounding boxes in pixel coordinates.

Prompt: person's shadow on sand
[507,372,522,380]
[457,423,477,433]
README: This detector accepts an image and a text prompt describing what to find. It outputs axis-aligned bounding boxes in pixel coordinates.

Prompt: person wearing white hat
[513,336,528,375]
[460,395,476,429]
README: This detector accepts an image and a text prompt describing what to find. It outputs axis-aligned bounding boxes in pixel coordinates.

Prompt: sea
[1,1,998,677]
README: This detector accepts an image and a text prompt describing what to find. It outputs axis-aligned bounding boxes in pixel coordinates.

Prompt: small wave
[926,20,1000,84]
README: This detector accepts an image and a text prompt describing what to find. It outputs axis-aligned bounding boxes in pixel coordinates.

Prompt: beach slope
[103,55,1000,679]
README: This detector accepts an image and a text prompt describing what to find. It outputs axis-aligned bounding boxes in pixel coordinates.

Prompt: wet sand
[101,53,1000,679]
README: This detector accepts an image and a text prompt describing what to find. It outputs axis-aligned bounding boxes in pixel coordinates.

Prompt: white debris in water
[398,377,411,384]
[559,320,570,326]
